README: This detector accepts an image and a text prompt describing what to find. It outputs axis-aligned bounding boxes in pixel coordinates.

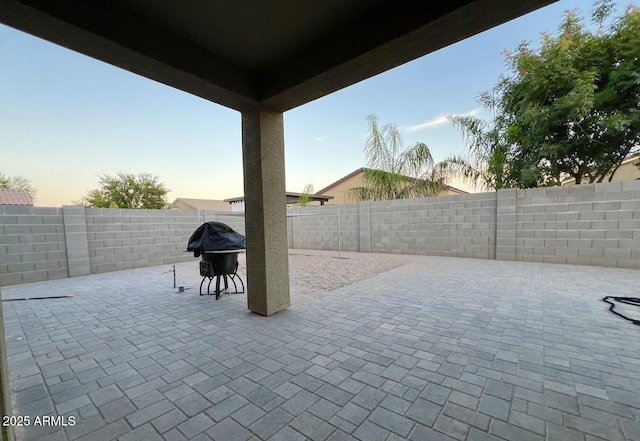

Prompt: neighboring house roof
[0,189,33,206]
[316,168,368,195]
[224,192,333,204]
[317,167,469,195]
[445,185,469,195]
[171,198,230,211]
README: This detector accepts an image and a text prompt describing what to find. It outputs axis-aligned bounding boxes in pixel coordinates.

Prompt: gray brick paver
[466,428,507,441]
[151,408,188,434]
[6,254,640,441]
[124,377,167,399]
[328,416,357,434]
[290,411,335,441]
[98,396,138,423]
[546,422,586,441]
[409,424,456,441]
[315,383,353,406]
[433,415,469,440]
[564,414,626,441]
[350,386,385,411]
[118,423,163,441]
[64,414,106,440]
[174,392,212,416]
[203,385,234,404]
[126,399,174,428]
[484,378,514,400]
[261,395,286,412]
[280,389,320,416]
[447,390,479,410]
[352,421,389,441]
[248,408,294,440]
[74,418,131,441]
[308,398,340,421]
[204,416,251,441]
[368,407,414,437]
[273,382,303,399]
[544,390,580,415]
[231,403,266,427]
[420,383,452,405]
[326,430,357,441]
[509,410,546,436]
[88,384,124,407]
[247,387,279,407]
[289,373,324,392]
[405,398,441,427]
[478,395,510,421]
[442,402,490,431]
[379,394,411,414]
[490,419,544,441]
[268,426,308,441]
[336,403,369,426]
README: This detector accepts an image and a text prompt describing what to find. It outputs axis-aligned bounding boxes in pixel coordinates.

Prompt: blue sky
[0,0,631,206]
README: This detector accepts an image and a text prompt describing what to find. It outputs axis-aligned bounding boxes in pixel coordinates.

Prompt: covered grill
[187,222,245,298]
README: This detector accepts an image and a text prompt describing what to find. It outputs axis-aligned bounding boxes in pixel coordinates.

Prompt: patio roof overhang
[0,0,556,113]
[0,0,557,318]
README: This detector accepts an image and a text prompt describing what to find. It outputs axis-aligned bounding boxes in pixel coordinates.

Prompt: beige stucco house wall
[171,198,231,211]
[605,154,640,182]
[317,168,468,205]
[562,153,640,185]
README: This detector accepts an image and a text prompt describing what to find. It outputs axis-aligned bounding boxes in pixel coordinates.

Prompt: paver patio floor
[2,251,640,441]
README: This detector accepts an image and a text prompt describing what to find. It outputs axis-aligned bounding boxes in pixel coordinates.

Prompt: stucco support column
[241,106,290,316]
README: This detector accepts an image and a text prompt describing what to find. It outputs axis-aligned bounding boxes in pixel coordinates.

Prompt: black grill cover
[187,222,246,257]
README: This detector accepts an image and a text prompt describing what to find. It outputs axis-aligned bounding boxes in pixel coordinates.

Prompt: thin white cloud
[405,108,481,132]
[313,136,324,142]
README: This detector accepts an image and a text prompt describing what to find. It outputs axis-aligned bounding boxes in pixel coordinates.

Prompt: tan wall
[172,199,230,211]
[322,172,367,204]
[172,200,195,210]
[610,160,640,182]
[444,187,464,196]
[321,171,465,204]
[564,156,640,185]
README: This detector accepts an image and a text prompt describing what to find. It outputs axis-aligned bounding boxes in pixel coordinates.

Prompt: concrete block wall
[205,213,246,236]
[287,181,640,269]
[2,180,639,286]
[0,207,249,287]
[0,205,68,286]
[358,202,372,252]
[62,206,91,277]
[369,193,496,258]
[85,208,201,274]
[287,205,359,251]
[496,189,516,261]
[514,180,640,268]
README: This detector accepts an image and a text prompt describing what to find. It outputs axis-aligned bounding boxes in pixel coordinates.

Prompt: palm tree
[347,115,446,202]
[445,109,514,191]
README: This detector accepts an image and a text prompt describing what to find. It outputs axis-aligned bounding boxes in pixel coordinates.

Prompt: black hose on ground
[2,295,74,302]
[602,296,640,326]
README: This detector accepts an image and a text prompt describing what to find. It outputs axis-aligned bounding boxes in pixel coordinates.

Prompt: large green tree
[0,172,37,200]
[83,172,169,209]
[347,115,446,201]
[449,1,640,188]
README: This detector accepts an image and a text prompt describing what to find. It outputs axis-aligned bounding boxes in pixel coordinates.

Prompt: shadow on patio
[2,251,640,441]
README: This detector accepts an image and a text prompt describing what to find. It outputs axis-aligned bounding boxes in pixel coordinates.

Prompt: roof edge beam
[261,0,557,112]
